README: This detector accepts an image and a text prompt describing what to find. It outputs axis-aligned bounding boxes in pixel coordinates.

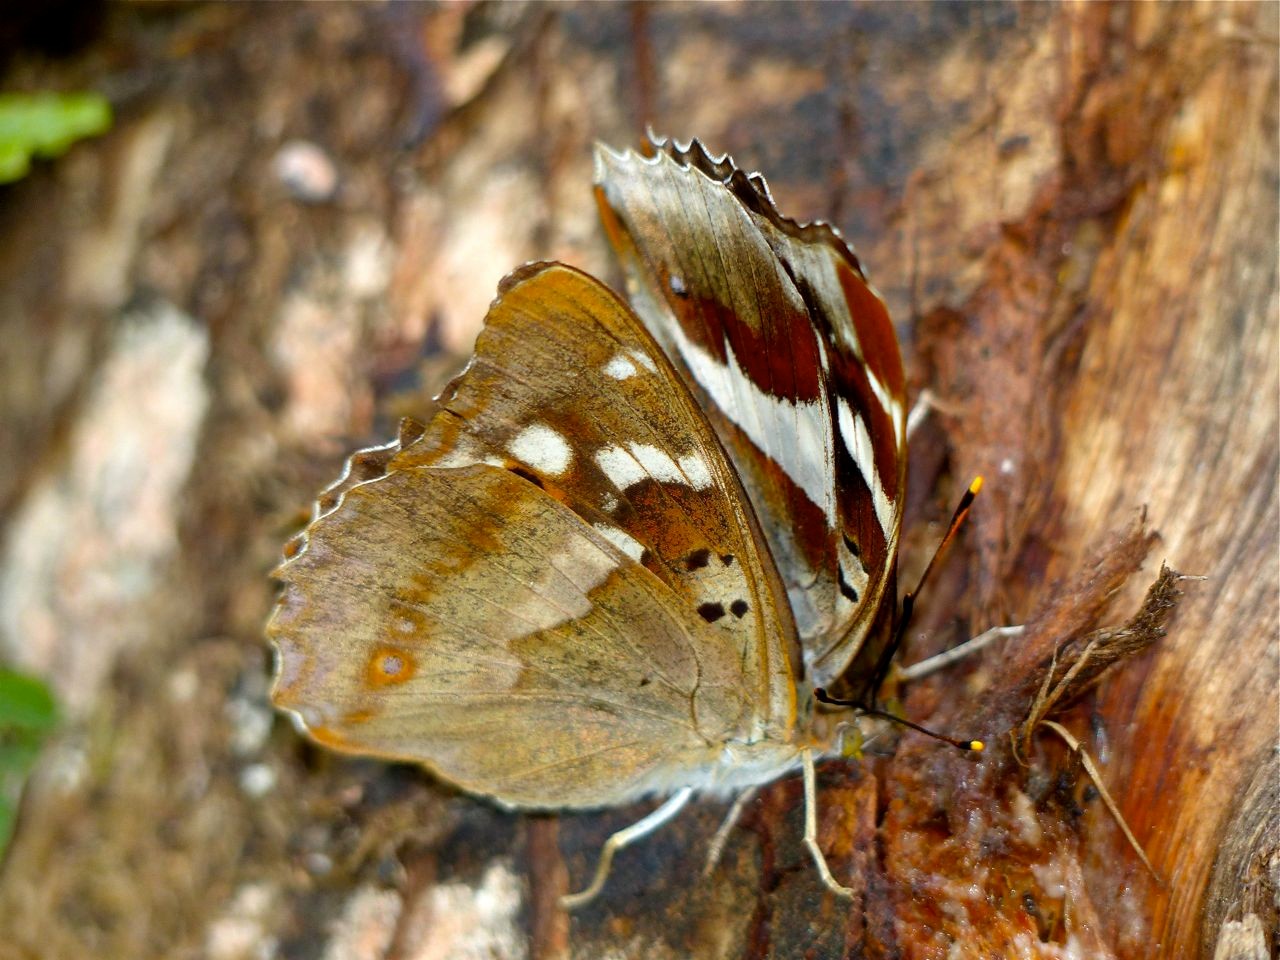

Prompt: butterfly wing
[268,263,799,809]
[593,139,907,689]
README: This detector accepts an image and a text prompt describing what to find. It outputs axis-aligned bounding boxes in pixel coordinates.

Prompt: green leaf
[0,799,13,857]
[0,669,58,734]
[0,91,113,184]
[0,669,57,856]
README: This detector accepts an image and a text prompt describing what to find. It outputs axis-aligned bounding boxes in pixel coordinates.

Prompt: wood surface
[0,4,1274,959]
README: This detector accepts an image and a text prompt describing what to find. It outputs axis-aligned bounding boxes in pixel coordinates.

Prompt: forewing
[268,263,799,808]
[390,262,798,739]
[593,139,907,688]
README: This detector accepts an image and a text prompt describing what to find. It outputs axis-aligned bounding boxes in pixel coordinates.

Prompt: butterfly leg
[896,624,1025,682]
[906,388,936,440]
[703,785,760,877]
[801,748,854,899]
[905,388,968,441]
[559,786,695,910]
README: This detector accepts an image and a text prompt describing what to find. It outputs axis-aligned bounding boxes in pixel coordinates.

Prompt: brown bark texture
[0,4,1275,959]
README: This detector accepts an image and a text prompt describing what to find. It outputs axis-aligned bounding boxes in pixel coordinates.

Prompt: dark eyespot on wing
[730,599,749,618]
[720,554,735,566]
[697,602,726,623]
[837,566,860,602]
[686,548,711,571]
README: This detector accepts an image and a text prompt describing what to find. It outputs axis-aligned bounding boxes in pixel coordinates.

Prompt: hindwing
[593,139,907,688]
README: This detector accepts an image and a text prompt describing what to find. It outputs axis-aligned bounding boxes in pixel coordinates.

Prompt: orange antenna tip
[969,476,984,494]
[968,740,985,752]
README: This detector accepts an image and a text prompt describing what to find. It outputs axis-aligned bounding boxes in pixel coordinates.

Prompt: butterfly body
[268,139,907,877]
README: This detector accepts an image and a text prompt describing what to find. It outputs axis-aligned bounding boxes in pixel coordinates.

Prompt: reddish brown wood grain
[0,4,1272,959]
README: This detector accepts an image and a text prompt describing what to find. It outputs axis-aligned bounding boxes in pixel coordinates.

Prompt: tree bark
[0,4,1274,959]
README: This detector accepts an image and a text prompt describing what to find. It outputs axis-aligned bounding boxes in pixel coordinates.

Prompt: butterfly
[268,136,964,906]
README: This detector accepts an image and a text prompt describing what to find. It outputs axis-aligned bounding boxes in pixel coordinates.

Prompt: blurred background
[0,4,1274,959]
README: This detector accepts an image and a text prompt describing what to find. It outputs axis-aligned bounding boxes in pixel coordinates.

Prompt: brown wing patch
[269,463,773,808]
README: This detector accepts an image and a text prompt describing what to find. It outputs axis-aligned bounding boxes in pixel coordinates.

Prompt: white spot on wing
[668,332,835,524]
[631,442,711,489]
[631,349,658,373]
[677,454,712,490]
[837,398,894,537]
[866,367,905,450]
[603,354,638,380]
[594,445,646,490]
[595,442,713,491]
[508,423,572,476]
[592,523,646,562]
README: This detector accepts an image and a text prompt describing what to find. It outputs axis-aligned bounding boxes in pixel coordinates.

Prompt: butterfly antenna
[861,475,983,702]
[909,476,983,615]
[813,688,982,752]
[818,476,986,752]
